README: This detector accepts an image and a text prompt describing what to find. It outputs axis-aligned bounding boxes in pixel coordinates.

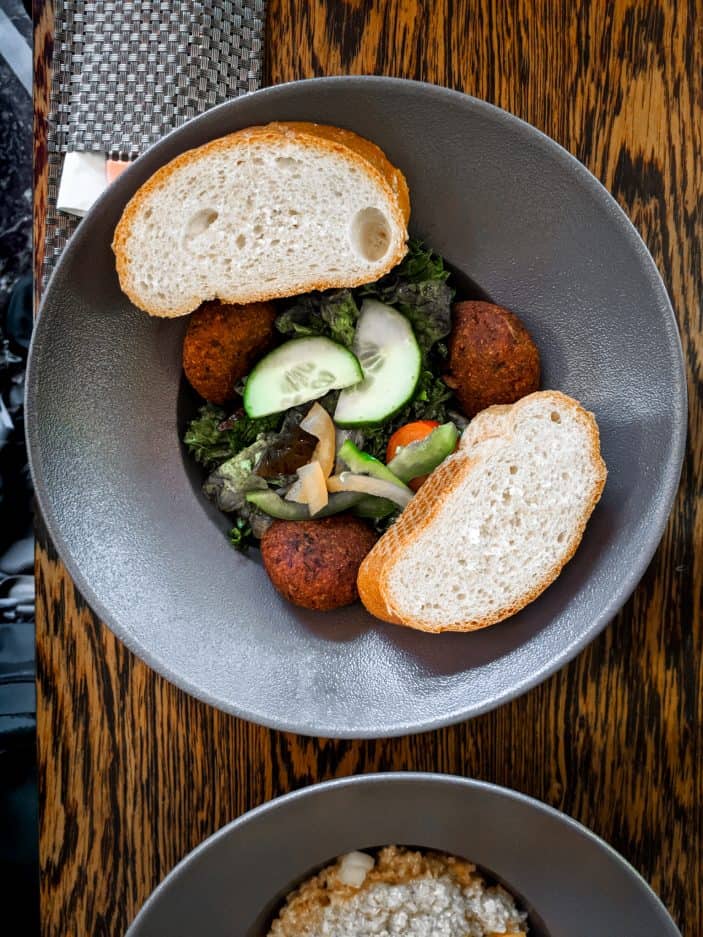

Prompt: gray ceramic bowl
[27,77,686,737]
[126,773,681,936]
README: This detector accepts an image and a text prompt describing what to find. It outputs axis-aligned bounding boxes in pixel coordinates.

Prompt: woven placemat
[43,0,265,285]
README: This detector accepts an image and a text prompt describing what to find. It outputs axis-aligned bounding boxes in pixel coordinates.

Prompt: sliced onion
[288,460,329,515]
[300,402,336,478]
[285,478,304,503]
[337,851,375,887]
[327,472,413,508]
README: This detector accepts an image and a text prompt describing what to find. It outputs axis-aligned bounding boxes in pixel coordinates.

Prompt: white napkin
[56,151,107,217]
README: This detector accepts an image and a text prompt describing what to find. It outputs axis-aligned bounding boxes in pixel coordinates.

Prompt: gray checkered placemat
[43,0,265,284]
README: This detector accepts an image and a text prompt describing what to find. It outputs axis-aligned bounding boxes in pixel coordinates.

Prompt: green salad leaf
[228,517,254,553]
[184,403,282,470]
[386,280,453,360]
[275,289,360,348]
[412,369,455,418]
[391,239,452,284]
[361,241,454,361]
[202,436,272,513]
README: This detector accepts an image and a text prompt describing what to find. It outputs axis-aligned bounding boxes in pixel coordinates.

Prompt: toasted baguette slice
[358,391,607,632]
[112,122,410,317]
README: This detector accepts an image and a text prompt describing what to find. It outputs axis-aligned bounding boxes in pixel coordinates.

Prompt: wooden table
[33,2,702,934]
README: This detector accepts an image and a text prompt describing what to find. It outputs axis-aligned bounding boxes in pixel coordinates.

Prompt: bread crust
[277,122,410,224]
[112,122,410,317]
[357,391,607,632]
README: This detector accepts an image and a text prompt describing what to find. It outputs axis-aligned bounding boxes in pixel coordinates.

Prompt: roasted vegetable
[337,440,408,489]
[299,403,336,478]
[246,489,363,520]
[254,423,317,479]
[387,421,458,490]
[386,421,439,462]
[326,472,413,508]
[286,460,329,516]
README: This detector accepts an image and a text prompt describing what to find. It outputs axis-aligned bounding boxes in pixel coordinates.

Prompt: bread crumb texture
[357,390,607,632]
[112,122,409,316]
[267,845,527,936]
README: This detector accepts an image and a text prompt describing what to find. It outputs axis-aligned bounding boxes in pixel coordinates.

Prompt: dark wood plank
[34,1,702,934]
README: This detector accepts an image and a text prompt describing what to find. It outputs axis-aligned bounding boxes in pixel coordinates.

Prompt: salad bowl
[26,76,686,737]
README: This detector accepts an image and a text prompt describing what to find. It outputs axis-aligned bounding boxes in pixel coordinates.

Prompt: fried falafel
[183,300,277,404]
[443,301,541,417]
[261,515,378,611]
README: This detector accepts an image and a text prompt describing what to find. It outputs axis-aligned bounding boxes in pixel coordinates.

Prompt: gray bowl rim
[27,76,687,737]
[125,771,681,935]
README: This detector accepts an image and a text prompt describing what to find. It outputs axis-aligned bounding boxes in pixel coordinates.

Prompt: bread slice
[358,391,607,632]
[112,122,410,317]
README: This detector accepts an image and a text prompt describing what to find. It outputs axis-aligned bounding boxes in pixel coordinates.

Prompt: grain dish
[267,845,528,937]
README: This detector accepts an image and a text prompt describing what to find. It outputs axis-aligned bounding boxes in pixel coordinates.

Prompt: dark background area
[0,0,38,932]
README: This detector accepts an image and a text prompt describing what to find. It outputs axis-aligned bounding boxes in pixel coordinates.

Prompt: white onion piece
[301,402,336,478]
[327,472,413,508]
[285,478,304,503]
[292,460,329,515]
[337,851,375,887]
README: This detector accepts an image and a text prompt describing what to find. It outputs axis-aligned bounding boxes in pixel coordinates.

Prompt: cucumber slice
[387,422,459,483]
[244,337,363,418]
[338,440,410,490]
[334,300,421,427]
[246,489,362,520]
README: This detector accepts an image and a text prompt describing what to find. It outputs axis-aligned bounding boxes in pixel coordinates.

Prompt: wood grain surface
[33,1,702,934]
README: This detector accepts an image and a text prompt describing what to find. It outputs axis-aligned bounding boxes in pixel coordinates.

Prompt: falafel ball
[183,300,277,404]
[261,515,378,611]
[443,300,541,417]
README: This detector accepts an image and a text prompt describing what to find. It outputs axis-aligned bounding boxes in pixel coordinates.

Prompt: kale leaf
[275,289,360,348]
[184,403,282,470]
[391,238,452,284]
[202,436,272,512]
[361,240,454,362]
[390,279,453,360]
[228,517,254,553]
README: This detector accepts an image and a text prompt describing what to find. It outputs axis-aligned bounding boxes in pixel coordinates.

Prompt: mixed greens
[183,241,458,549]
